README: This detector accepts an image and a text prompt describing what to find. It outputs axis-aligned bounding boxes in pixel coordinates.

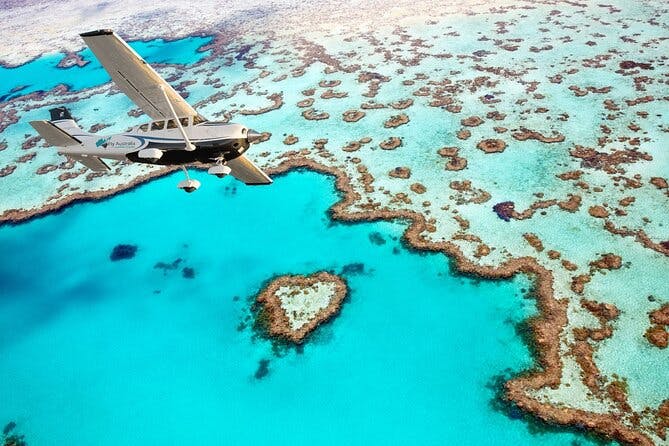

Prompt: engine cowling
[138,148,163,162]
[208,164,232,178]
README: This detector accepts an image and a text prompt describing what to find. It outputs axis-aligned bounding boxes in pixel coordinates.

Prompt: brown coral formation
[342,141,361,152]
[645,326,668,349]
[239,93,283,115]
[588,205,609,219]
[383,114,409,128]
[438,147,468,171]
[571,274,591,295]
[318,79,341,88]
[297,98,314,108]
[589,253,622,271]
[645,304,669,349]
[619,60,653,70]
[390,99,413,109]
[389,167,411,179]
[342,109,365,122]
[650,304,669,326]
[650,177,668,190]
[410,183,426,194]
[512,128,565,143]
[57,51,89,68]
[379,137,402,150]
[446,156,467,171]
[0,165,16,177]
[438,147,458,158]
[449,180,490,205]
[461,116,484,127]
[456,129,471,140]
[302,108,329,120]
[557,194,582,212]
[35,164,58,175]
[603,221,669,258]
[523,233,544,252]
[476,139,507,153]
[557,170,582,181]
[321,89,348,99]
[255,271,348,344]
[283,135,299,145]
[570,145,652,173]
[574,299,620,342]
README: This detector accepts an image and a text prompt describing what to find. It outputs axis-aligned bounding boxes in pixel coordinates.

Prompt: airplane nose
[247,129,263,144]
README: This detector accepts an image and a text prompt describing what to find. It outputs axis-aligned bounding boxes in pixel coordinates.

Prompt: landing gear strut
[177,166,200,193]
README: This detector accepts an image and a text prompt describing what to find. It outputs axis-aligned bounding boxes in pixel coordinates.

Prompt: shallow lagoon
[0,170,606,445]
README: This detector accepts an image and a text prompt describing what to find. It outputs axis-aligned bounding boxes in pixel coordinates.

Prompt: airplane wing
[68,154,111,172]
[227,155,273,185]
[80,29,198,121]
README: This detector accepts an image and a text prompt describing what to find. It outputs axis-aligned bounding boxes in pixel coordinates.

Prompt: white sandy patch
[276,282,337,330]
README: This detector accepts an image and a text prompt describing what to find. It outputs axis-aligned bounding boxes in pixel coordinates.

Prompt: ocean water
[0,170,606,445]
[0,36,212,101]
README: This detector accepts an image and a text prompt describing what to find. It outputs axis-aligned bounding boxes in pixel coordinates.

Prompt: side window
[192,115,207,125]
[139,124,148,132]
[151,121,165,131]
[180,117,190,127]
[166,119,177,129]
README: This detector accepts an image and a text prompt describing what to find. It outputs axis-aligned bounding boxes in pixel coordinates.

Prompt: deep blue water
[0,171,604,445]
[0,36,212,101]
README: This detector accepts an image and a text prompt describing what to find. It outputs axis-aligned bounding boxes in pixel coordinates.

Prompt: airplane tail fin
[29,106,87,146]
[30,107,110,172]
[48,106,86,136]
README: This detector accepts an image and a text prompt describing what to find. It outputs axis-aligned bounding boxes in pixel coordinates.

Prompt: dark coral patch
[109,244,137,261]
[342,263,365,275]
[477,139,507,153]
[368,231,386,245]
[619,60,653,70]
[493,201,515,222]
[154,258,183,274]
[182,267,196,279]
[254,359,270,380]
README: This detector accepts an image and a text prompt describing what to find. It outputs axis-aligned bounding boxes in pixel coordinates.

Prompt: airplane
[30,29,272,193]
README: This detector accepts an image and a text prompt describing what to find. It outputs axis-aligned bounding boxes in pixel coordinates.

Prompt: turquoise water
[0,36,212,101]
[0,170,604,445]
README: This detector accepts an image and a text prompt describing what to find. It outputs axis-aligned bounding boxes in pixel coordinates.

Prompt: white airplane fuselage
[59,117,256,166]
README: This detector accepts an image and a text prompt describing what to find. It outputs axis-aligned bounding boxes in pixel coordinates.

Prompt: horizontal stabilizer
[29,120,81,147]
[227,155,272,185]
[68,154,111,172]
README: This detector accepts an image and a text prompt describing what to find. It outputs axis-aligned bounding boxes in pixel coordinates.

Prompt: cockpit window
[180,117,190,127]
[192,115,207,125]
[166,119,177,129]
[139,124,148,132]
[151,121,165,130]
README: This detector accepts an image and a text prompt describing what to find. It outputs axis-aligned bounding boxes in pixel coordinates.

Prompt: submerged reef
[254,271,348,344]
[109,244,137,261]
[2,421,26,446]
[254,359,271,380]
[646,304,669,349]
